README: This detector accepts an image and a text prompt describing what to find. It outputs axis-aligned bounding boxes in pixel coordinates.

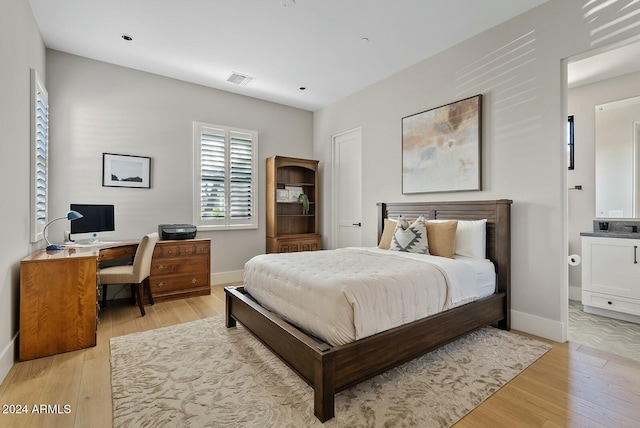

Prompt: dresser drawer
[582,290,640,316]
[154,243,197,258]
[99,245,136,261]
[151,255,208,275]
[149,273,209,294]
[194,241,210,255]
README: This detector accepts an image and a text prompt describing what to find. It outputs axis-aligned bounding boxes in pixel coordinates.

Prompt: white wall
[46,51,314,277]
[0,0,46,381]
[567,71,640,296]
[314,0,640,341]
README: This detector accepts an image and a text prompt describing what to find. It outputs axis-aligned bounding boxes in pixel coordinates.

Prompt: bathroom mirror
[595,95,640,218]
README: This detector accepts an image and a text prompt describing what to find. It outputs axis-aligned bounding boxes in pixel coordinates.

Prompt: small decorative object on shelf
[299,193,310,215]
[286,186,303,201]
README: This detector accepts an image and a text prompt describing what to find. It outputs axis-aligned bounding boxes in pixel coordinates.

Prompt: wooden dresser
[148,239,211,302]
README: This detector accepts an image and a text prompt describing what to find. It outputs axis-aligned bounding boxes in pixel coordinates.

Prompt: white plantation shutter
[200,128,226,220]
[194,122,257,229]
[31,69,49,242]
[229,132,253,220]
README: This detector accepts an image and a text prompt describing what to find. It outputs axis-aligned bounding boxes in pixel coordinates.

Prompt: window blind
[35,91,48,225]
[200,129,226,219]
[195,123,257,229]
[229,132,253,220]
[30,69,49,242]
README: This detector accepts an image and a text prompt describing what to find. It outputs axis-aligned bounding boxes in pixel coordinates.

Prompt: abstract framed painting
[102,153,151,188]
[402,94,482,194]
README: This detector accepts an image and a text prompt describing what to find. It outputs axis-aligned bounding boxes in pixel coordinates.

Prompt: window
[193,122,258,230]
[30,69,49,242]
[567,115,574,170]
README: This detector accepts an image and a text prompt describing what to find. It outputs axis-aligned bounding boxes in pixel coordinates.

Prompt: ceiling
[29,0,550,111]
[568,41,640,88]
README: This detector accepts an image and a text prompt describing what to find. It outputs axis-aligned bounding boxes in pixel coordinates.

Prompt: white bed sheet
[244,247,495,346]
[453,255,496,298]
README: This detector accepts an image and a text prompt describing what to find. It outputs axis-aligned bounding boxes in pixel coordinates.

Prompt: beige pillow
[378,218,397,249]
[426,220,458,258]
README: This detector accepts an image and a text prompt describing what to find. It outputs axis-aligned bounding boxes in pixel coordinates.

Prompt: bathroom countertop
[580,231,640,239]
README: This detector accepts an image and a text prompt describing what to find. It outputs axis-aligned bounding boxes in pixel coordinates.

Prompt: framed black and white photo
[102,153,151,188]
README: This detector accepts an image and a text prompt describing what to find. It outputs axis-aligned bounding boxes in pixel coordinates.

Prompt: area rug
[110,317,551,428]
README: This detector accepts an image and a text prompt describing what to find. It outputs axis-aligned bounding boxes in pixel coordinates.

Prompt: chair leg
[134,282,146,316]
[130,284,136,306]
[143,277,154,306]
[102,284,107,309]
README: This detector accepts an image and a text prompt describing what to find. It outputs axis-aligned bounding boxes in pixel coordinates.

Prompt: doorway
[331,128,362,249]
[566,40,640,361]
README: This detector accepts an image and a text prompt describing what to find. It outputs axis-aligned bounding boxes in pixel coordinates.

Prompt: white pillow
[389,216,428,254]
[429,219,486,259]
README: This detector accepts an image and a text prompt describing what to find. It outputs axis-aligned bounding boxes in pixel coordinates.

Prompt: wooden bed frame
[225,199,512,422]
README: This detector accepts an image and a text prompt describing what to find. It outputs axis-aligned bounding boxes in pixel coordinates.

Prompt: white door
[332,128,362,248]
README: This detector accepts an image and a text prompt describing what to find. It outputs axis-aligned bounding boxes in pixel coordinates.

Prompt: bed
[225,199,512,422]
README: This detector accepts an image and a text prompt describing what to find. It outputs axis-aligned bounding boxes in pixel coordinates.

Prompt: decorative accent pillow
[378,218,397,249]
[389,216,428,254]
[429,219,486,258]
[425,220,458,258]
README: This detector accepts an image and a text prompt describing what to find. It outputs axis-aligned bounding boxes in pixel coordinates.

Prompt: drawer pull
[635,246,638,264]
[157,282,166,288]
[156,264,165,270]
[608,301,612,305]
[189,261,199,266]
[191,278,198,284]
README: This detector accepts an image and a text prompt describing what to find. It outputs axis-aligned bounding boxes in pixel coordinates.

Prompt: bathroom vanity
[581,221,640,323]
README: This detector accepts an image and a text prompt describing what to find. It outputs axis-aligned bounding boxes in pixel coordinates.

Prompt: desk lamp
[43,210,83,251]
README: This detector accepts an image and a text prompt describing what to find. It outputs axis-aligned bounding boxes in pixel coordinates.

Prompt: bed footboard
[225,285,337,421]
[225,286,506,422]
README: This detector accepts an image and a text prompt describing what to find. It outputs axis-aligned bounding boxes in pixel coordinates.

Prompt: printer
[158,224,197,240]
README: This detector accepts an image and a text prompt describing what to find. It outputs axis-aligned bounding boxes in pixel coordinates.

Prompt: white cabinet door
[582,237,640,300]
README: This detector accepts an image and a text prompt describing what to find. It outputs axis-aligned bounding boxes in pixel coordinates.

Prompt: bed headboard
[377,199,512,328]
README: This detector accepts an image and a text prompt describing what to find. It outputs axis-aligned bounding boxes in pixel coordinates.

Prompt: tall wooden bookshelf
[266,156,321,253]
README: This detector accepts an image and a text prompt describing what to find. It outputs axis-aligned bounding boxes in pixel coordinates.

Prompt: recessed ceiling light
[121,34,133,42]
[281,0,295,7]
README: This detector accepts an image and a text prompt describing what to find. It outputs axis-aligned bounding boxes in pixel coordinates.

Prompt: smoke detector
[227,72,255,86]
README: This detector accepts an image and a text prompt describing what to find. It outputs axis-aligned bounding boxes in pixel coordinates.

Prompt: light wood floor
[1,285,639,428]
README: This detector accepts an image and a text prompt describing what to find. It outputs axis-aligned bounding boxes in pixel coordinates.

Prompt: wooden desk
[19,239,211,361]
[20,247,101,361]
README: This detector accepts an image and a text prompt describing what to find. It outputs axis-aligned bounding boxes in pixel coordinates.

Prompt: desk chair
[99,232,159,316]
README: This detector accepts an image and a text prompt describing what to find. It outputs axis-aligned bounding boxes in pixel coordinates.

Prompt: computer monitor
[70,204,115,243]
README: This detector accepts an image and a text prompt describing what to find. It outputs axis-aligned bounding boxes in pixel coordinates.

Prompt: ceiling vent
[227,72,255,86]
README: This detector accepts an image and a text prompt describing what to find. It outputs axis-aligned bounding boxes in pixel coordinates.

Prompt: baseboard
[0,332,18,384]
[211,270,243,286]
[569,286,582,301]
[584,305,640,324]
[511,310,564,342]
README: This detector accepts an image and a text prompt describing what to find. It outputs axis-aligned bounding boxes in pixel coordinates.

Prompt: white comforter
[244,247,480,346]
